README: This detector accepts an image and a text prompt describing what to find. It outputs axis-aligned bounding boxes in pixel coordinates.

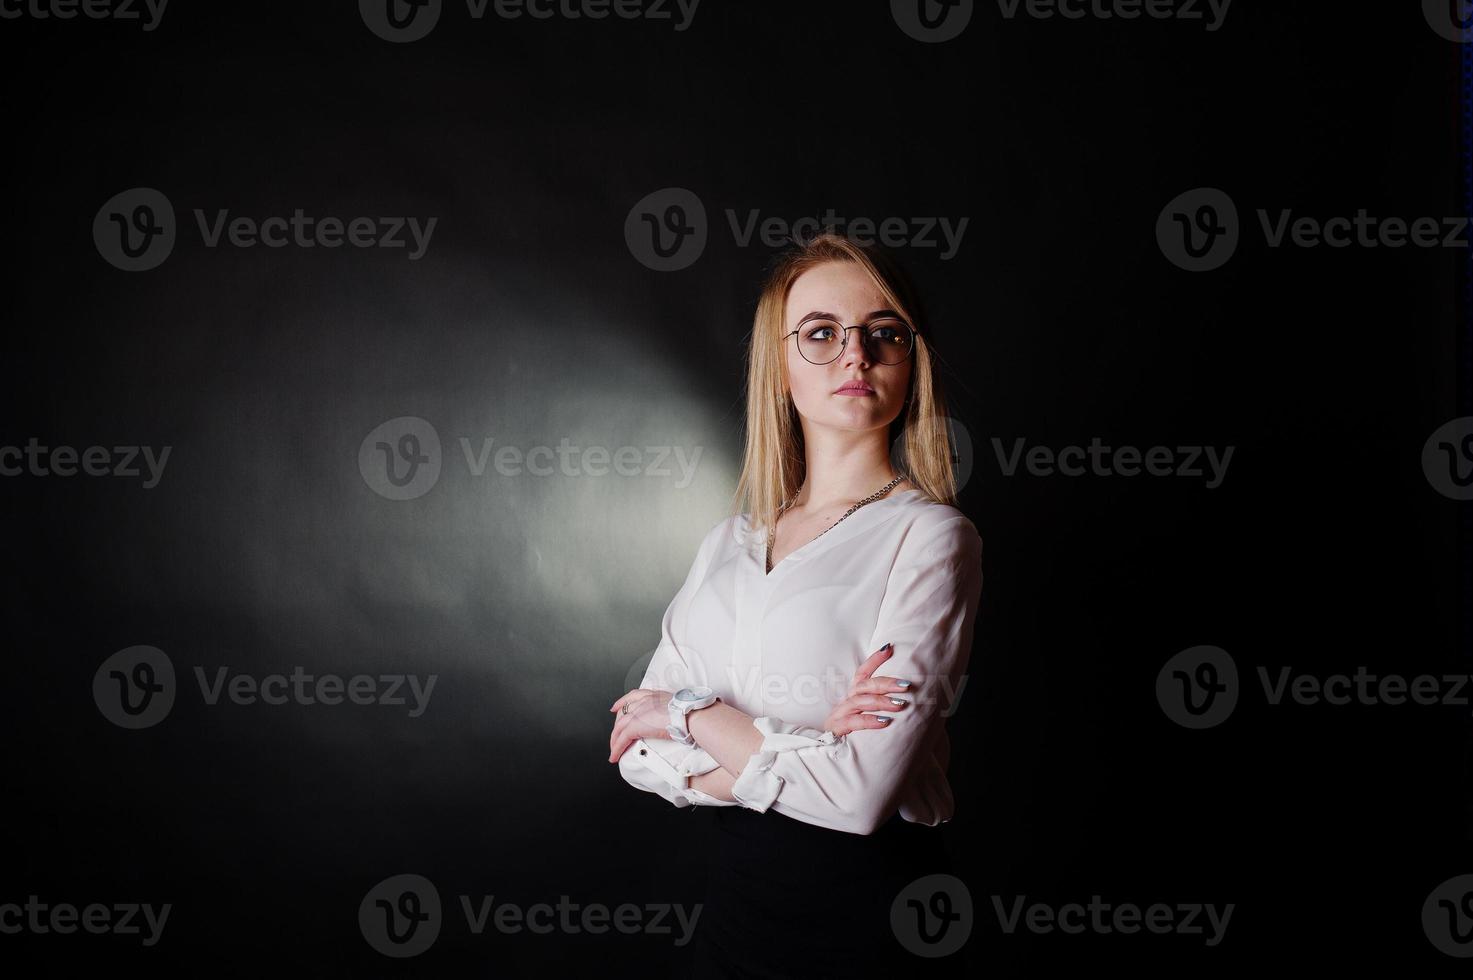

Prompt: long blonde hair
[729,232,961,534]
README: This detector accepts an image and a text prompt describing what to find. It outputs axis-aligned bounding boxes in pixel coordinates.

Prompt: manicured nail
[876,715,893,723]
[895,679,911,688]
[889,698,907,707]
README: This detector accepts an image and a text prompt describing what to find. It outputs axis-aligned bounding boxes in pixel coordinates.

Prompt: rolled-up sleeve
[618,737,738,808]
[728,515,983,835]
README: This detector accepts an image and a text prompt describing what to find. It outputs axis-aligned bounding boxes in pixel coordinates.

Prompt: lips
[834,381,875,395]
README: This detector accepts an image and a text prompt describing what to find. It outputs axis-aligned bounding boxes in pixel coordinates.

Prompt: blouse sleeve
[618,737,739,808]
[728,515,984,835]
[617,516,736,807]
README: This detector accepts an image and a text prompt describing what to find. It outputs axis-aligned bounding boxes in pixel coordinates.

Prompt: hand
[822,642,912,738]
[607,688,673,762]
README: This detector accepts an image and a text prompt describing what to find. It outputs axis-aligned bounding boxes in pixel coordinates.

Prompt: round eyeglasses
[782,316,917,366]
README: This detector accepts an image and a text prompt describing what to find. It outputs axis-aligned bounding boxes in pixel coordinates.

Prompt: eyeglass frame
[781,313,919,366]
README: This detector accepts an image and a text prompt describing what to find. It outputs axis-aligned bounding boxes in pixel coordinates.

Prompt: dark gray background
[1,0,1468,972]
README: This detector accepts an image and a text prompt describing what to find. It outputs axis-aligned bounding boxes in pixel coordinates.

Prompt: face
[782,260,914,432]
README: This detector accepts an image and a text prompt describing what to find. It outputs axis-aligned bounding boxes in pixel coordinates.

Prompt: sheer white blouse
[617,488,984,836]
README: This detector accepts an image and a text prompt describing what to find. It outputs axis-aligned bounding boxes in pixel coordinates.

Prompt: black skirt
[685,804,967,979]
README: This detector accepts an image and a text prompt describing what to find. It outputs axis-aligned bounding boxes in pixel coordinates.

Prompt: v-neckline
[754,488,924,580]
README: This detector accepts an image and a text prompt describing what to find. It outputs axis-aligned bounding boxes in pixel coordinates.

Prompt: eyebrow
[795,309,903,324]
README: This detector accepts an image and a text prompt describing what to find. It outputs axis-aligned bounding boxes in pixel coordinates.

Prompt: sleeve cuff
[730,716,839,813]
[631,738,725,801]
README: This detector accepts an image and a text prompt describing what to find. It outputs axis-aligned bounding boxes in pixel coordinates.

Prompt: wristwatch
[666,686,720,746]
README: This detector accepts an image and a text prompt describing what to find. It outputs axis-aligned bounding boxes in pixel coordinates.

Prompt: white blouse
[617,488,984,836]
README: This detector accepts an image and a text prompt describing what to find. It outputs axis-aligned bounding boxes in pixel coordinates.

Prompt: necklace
[766,475,906,573]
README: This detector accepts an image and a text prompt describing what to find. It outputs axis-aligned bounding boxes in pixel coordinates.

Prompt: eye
[868,320,908,345]
[804,321,840,341]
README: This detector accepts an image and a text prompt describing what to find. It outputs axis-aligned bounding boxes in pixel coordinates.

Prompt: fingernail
[889,698,907,707]
[876,715,892,723]
[895,679,911,688]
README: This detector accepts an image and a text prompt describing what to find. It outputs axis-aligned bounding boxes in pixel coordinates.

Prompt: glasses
[782,315,917,366]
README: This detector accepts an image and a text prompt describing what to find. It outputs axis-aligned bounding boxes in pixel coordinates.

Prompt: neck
[793,428,900,512]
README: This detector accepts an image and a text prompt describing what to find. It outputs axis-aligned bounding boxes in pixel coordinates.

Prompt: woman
[608,232,983,977]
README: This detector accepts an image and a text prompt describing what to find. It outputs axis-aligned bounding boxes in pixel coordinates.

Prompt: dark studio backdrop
[0,0,1469,974]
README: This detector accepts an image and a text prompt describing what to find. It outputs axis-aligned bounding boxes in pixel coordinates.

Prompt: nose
[841,327,873,369]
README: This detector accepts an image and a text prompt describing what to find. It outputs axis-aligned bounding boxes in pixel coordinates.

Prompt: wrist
[666,686,720,745]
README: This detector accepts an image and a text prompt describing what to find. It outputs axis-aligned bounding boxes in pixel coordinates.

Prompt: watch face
[674,688,696,702]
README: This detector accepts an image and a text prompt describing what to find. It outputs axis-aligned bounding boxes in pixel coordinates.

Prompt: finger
[838,693,909,715]
[850,675,913,696]
[609,712,636,757]
[851,643,895,683]
[834,711,895,736]
[610,689,652,713]
[610,734,635,762]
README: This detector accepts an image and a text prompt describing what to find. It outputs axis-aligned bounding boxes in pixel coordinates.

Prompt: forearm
[686,701,764,777]
[688,766,737,801]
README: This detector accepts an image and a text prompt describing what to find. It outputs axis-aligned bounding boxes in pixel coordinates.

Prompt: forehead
[785,261,890,322]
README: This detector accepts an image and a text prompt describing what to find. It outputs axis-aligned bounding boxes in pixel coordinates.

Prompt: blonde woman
[609,232,983,976]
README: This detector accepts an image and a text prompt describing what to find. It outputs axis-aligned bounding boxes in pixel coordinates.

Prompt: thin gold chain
[765,475,906,573]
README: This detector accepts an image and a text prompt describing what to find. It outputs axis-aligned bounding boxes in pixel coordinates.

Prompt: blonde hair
[728,232,961,534]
